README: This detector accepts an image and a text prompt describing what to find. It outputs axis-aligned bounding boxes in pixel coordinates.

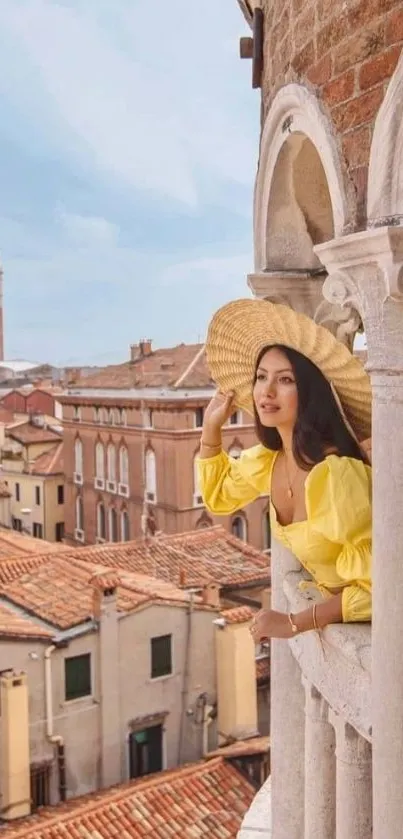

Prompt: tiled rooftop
[31,443,63,475]
[221,605,256,624]
[0,601,52,640]
[5,756,255,839]
[0,557,209,630]
[0,529,68,561]
[206,735,270,760]
[69,342,213,390]
[6,421,61,446]
[70,526,270,589]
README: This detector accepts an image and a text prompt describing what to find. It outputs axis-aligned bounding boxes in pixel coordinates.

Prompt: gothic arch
[254,84,351,270]
[367,51,403,222]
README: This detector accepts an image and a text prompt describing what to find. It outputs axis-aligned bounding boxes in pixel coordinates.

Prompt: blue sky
[0,0,259,365]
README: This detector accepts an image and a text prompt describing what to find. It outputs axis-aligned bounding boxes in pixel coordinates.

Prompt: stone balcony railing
[238,548,372,839]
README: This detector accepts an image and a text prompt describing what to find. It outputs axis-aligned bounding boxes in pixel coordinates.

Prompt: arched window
[229,445,243,460]
[193,452,203,506]
[109,507,118,542]
[101,408,108,424]
[74,438,83,476]
[121,510,130,541]
[196,512,213,529]
[107,443,116,483]
[119,446,129,486]
[94,407,100,423]
[121,409,127,426]
[231,515,247,541]
[95,442,105,480]
[145,449,156,502]
[108,409,114,425]
[75,496,84,532]
[114,408,120,425]
[97,503,106,540]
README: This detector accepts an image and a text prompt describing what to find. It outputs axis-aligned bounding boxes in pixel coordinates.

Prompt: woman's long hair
[253,344,367,469]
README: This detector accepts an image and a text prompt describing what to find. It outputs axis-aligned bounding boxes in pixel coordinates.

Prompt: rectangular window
[230,410,241,425]
[194,407,204,428]
[35,486,41,506]
[30,763,52,810]
[15,483,20,502]
[33,522,43,539]
[65,653,91,701]
[151,634,172,679]
[57,485,64,505]
[12,517,22,532]
[55,522,65,542]
[128,725,163,779]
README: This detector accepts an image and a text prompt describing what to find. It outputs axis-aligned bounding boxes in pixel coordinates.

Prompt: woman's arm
[250,595,343,641]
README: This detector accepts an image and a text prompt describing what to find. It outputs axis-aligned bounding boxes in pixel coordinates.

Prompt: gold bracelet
[288,613,299,634]
[312,604,319,631]
[200,440,221,450]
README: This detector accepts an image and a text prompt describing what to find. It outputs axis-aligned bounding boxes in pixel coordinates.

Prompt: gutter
[44,645,66,801]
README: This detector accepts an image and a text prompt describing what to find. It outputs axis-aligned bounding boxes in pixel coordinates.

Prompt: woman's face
[253,347,298,429]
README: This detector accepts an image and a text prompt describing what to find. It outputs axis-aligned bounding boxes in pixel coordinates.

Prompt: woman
[198,298,372,644]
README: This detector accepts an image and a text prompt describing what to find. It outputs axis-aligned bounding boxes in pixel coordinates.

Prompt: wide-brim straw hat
[206,298,371,442]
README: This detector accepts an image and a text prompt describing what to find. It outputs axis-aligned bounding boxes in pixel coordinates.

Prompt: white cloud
[57,212,119,248]
[0,0,259,207]
[160,253,253,287]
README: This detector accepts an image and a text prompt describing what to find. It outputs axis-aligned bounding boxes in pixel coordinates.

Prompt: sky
[0,0,260,365]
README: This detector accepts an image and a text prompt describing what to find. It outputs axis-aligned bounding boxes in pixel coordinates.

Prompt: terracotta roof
[206,735,270,760]
[0,601,52,640]
[221,605,256,624]
[31,443,63,475]
[0,557,209,630]
[70,526,270,589]
[71,343,213,390]
[0,529,68,561]
[5,757,254,839]
[6,421,61,446]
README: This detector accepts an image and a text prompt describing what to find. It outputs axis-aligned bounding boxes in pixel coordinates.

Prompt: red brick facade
[61,396,270,550]
[261,0,403,225]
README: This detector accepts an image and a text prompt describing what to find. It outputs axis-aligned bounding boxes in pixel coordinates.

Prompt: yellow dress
[197,445,372,623]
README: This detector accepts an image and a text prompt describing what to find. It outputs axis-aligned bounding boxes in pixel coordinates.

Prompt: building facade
[0,420,65,542]
[60,341,271,550]
[234,2,403,838]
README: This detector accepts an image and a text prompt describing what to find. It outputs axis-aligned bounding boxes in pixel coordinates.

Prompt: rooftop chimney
[0,671,31,820]
[130,339,152,363]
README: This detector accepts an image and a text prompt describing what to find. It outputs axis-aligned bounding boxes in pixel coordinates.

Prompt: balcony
[238,541,372,839]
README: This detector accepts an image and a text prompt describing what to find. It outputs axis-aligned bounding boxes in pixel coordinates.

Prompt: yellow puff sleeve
[196,444,274,515]
[306,455,372,623]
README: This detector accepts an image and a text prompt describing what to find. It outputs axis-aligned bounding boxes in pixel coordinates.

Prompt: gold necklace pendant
[287,487,293,500]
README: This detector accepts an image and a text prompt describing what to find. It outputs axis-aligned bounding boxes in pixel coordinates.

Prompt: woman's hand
[202,391,235,438]
[250,609,292,641]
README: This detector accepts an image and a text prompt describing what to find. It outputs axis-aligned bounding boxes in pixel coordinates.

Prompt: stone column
[270,540,305,839]
[329,711,372,839]
[316,225,403,839]
[303,680,335,839]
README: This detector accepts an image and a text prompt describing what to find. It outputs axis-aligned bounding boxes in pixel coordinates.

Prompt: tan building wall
[1,471,64,542]
[62,397,271,549]
[0,599,219,805]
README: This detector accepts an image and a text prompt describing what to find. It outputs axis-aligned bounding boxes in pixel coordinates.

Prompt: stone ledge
[238,776,272,838]
[284,571,372,740]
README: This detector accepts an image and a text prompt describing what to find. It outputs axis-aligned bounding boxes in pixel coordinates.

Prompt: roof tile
[6,421,61,446]
[5,757,254,839]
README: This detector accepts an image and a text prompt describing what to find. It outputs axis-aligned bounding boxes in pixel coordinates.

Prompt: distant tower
[0,264,4,361]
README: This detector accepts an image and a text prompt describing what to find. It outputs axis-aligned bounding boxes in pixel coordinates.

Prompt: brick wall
[262,0,403,223]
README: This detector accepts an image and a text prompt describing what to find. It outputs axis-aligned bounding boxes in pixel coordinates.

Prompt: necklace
[283,452,299,499]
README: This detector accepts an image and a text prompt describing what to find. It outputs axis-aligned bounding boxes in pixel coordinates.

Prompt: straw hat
[205,298,371,441]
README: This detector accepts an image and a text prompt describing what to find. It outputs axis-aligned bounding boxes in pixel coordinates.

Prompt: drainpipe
[177,590,195,765]
[45,645,66,801]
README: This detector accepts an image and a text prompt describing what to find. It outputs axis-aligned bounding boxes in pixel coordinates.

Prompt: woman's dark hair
[253,344,367,469]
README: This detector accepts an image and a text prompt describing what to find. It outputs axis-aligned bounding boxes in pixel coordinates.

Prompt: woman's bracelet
[200,438,222,451]
[312,603,319,631]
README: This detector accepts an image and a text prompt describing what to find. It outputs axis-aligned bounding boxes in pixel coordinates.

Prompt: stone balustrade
[238,564,372,839]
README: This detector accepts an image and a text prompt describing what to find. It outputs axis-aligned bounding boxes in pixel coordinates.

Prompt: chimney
[215,618,258,742]
[91,575,121,788]
[130,339,152,363]
[0,670,31,820]
[202,582,221,608]
[66,367,81,386]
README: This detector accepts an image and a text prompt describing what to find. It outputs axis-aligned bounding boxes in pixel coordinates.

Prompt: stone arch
[254,84,351,270]
[367,51,403,222]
